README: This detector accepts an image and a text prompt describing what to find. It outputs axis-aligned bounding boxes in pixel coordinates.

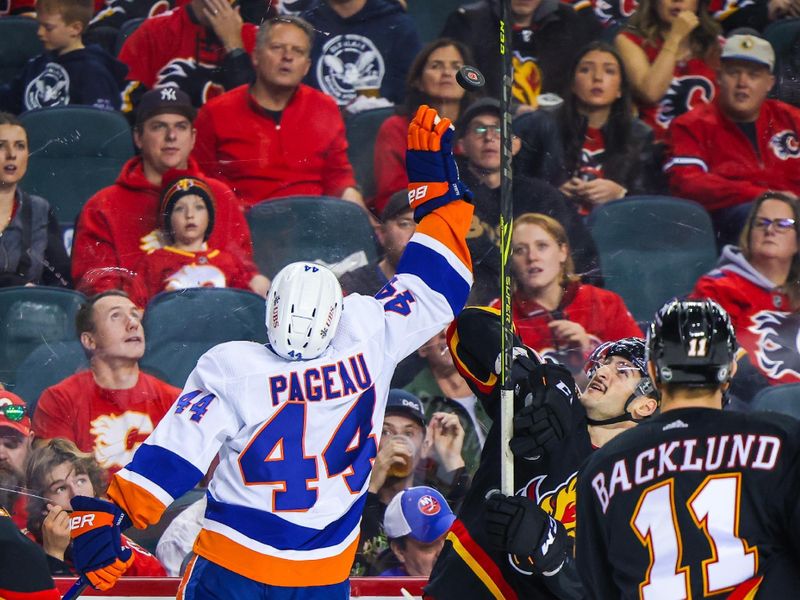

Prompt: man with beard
[0,390,34,530]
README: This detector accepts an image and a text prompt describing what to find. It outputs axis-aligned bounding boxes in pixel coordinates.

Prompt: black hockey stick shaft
[499,0,515,495]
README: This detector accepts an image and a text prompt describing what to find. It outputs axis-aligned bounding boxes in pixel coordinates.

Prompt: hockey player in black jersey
[425,306,660,600]
[577,298,800,599]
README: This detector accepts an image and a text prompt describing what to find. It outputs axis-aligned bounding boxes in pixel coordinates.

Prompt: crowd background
[2,0,800,583]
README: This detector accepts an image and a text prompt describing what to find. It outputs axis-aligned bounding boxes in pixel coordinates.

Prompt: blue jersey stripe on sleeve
[205,493,366,551]
[125,443,204,500]
[397,241,470,315]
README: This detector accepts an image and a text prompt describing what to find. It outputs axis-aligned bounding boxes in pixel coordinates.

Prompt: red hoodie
[71,156,255,293]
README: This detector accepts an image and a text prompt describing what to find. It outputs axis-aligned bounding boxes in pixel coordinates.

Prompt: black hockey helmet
[647,299,737,387]
[584,337,659,426]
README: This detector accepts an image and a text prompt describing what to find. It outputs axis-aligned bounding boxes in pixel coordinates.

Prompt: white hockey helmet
[266,261,343,360]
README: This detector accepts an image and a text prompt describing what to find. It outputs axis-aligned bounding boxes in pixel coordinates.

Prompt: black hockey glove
[509,363,576,460]
[485,494,568,576]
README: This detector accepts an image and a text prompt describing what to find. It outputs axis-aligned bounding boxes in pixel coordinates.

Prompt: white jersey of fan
[106,217,473,587]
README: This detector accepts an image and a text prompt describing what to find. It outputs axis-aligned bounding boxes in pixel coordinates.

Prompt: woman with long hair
[492,213,641,372]
[557,41,660,213]
[0,112,71,287]
[692,192,800,387]
[372,38,482,213]
[615,0,721,139]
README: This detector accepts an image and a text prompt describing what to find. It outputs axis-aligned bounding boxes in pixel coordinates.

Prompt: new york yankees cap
[383,486,456,543]
[136,86,196,126]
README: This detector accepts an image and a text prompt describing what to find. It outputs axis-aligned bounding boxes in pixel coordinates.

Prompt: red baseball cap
[0,391,32,438]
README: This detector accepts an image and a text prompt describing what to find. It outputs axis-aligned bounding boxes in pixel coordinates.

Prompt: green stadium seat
[0,287,86,390]
[406,0,468,43]
[115,17,145,56]
[750,383,800,420]
[345,106,396,199]
[0,17,43,83]
[15,341,89,414]
[140,287,267,388]
[587,195,718,322]
[19,107,134,226]
[247,196,379,279]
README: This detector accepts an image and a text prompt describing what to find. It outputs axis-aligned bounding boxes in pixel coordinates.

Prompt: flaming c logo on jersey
[418,494,441,516]
[769,130,800,160]
[749,310,800,380]
[523,473,578,538]
[512,54,542,107]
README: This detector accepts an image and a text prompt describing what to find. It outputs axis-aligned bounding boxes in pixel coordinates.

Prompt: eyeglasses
[470,125,502,137]
[753,217,797,232]
[0,404,26,422]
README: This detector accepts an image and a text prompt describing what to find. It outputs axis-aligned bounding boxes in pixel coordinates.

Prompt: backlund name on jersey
[268,353,373,406]
[591,433,782,513]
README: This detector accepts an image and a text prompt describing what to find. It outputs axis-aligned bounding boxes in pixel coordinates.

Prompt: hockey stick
[498,0,515,496]
[61,576,89,600]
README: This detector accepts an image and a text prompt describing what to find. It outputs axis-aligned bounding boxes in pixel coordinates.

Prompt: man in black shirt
[577,299,800,598]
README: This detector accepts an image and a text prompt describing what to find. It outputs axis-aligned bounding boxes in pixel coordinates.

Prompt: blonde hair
[512,213,578,290]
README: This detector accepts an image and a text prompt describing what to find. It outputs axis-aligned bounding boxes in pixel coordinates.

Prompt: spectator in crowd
[193,15,364,209]
[405,329,489,476]
[1,0,36,15]
[301,0,421,107]
[455,97,601,303]
[379,486,456,577]
[0,391,35,530]
[692,192,800,390]
[426,308,659,599]
[134,174,269,304]
[555,41,661,214]
[667,32,800,246]
[117,0,258,115]
[25,437,166,576]
[71,88,254,294]
[0,515,59,600]
[0,113,71,288]
[0,0,127,113]
[353,390,467,576]
[441,0,601,108]
[339,190,415,295]
[33,291,180,472]
[372,38,481,214]
[616,0,721,139]
[498,213,641,373]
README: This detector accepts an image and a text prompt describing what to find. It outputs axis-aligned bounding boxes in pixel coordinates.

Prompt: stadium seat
[14,341,89,414]
[406,0,467,43]
[19,107,135,226]
[750,383,800,420]
[587,195,718,322]
[247,196,379,278]
[0,17,43,83]
[0,287,86,391]
[115,17,145,56]
[140,287,267,388]
[345,106,396,199]
[765,18,800,106]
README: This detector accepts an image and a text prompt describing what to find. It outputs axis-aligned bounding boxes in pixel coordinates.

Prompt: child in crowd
[135,174,269,304]
[0,0,127,113]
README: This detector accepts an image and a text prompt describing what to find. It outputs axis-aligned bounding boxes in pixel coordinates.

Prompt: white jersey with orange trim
[107,201,474,588]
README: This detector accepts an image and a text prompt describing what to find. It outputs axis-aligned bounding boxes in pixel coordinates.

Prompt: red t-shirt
[620,31,717,139]
[33,371,179,473]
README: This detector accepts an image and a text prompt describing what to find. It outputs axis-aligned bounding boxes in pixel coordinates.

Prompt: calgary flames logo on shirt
[769,130,800,160]
[592,0,639,26]
[749,310,800,380]
[90,411,155,470]
[512,53,542,107]
[656,75,714,130]
[164,264,227,290]
[155,59,226,106]
[522,473,578,538]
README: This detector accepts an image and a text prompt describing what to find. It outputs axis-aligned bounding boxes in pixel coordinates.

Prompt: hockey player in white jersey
[66,105,474,598]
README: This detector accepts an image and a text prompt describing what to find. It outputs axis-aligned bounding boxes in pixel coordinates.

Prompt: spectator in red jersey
[692,192,800,391]
[33,291,180,473]
[117,0,258,116]
[666,32,800,246]
[0,391,35,530]
[25,437,166,577]
[615,0,721,140]
[192,15,363,209]
[71,87,254,294]
[494,212,641,373]
[372,38,481,214]
[555,41,661,214]
[135,174,269,304]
